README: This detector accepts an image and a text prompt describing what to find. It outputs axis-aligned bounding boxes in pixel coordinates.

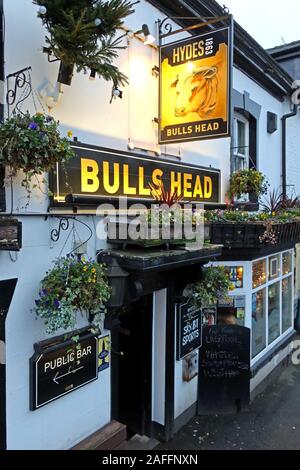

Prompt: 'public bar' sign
[30,332,98,410]
[159,27,231,144]
[52,143,221,205]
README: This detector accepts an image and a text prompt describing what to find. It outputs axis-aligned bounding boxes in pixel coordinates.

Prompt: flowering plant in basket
[34,256,111,334]
[0,112,74,193]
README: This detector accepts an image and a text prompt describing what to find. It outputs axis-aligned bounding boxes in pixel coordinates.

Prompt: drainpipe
[282,104,298,198]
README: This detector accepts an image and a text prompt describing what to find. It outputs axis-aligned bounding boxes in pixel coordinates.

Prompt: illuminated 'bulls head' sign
[159,27,231,144]
[51,143,221,205]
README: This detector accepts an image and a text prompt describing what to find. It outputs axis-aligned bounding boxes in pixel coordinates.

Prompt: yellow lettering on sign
[81,158,99,193]
[139,167,151,196]
[103,161,120,194]
[152,168,163,188]
[171,171,181,195]
[123,164,136,195]
[183,173,193,198]
[204,176,213,199]
[193,176,204,199]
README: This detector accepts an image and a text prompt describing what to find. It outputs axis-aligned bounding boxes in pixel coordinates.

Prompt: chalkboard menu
[30,331,98,410]
[198,325,250,414]
[177,302,202,360]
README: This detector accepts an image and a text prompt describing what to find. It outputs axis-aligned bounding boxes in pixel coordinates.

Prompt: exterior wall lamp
[134,24,156,45]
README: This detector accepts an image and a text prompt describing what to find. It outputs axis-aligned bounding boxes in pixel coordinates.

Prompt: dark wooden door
[0,279,17,449]
[116,295,153,436]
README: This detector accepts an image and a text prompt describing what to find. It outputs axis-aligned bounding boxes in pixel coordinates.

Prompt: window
[253,259,267,289]
[252,289,266,358]
[269,255,281,280]
[232,113,249,173]
[282,251,292,276]
[282,277,293,333]
[225,266,244,289]
[251,251,294,360]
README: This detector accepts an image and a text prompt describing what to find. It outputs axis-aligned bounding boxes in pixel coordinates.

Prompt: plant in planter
[229,169,269,200]
[0,112,74,197]
[34,256,111,334]
[190,266,234,309]
[34,0,136,87]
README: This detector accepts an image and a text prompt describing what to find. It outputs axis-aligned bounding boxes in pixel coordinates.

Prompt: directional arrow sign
[53,366,84,385]
[30,335,98,410]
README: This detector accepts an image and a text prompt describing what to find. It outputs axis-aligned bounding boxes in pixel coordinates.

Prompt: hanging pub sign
[30,329,98,410]
[177,301,202,360]
[51,143,221,205]
[159,27,231,144]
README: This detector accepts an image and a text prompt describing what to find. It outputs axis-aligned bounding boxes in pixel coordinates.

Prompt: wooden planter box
[107,220,198,249]
[209,220,300,253]
[0,219,22,251]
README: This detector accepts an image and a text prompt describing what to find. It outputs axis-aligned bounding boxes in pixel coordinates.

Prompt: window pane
[282,276,293,333]
[237,120,246,154]
[269,254,281,280]
[282,251,292,276]
[252,289,266,358]
[268,282,280,344]
[225,266,244,289]
[232,156,246,172]
[253,259,267,289]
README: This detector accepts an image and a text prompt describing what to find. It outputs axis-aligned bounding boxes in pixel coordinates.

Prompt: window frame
[251,250,294,364]
[232,112,250,172]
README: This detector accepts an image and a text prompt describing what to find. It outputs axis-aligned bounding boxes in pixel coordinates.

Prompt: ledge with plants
[205,190,300,255]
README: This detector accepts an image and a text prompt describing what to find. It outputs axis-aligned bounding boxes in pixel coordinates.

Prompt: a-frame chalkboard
[198,325,251,414]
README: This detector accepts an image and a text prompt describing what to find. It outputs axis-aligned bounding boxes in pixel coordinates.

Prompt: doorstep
[72,420,127,450]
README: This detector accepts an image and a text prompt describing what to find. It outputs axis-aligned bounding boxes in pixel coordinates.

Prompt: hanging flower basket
[34,256,111,334]
[0,112,75,192]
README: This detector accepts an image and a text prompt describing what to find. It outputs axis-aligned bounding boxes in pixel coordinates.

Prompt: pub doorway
[0,279,17,450]
[112,294,153,437]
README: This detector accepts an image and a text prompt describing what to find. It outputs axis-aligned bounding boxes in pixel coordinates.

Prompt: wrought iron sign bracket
[157,14,232,46]
[6,66,32,118]
[50,217,73,242]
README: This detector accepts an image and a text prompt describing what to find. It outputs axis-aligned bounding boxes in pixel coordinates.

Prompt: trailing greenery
[0,112,74,193]
[34,256,111,334]
[191,266,234,308]
[205,209,300,224]
[34,0,136,86]
[229,169,269,199]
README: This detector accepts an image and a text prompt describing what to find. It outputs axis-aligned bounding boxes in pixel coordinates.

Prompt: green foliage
[191,266,234,308]
[33,0,136,86]
[229,169,269,199]
[34,256,111,334]
[0,112,74,193]
[204,209,300,224]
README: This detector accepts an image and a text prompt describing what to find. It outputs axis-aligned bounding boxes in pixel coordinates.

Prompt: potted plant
[34,256,111,334]
[34,0,136,87]
[190,266,235,309]
[0,112,74,195]
[229,169,269,202]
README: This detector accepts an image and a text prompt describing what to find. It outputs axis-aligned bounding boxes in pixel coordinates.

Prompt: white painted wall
[152,289,166,426]
[174,309,198,420]
[287,112,300,197]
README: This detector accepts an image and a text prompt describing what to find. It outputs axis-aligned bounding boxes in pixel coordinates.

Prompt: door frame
[0,279,17,450]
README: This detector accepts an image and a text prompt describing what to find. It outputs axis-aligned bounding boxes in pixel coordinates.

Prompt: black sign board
[198,325,250,414]
[177,301,202,360]
[51,143,220,205]
[159,27,231,144]
[30,332,98,410]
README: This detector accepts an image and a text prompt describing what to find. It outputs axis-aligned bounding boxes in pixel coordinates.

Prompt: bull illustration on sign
[172,66,219,118]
